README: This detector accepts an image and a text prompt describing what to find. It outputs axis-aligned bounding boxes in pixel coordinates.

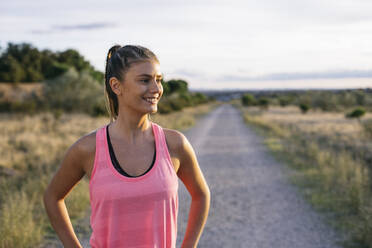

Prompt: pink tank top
[89,122,179,248]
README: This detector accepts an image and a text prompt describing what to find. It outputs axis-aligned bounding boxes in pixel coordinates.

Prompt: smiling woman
[43,44,211,248]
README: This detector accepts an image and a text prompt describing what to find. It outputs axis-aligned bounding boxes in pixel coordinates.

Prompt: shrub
[165,80,188,95]
[241,94,256,106]
[257,97,269,110]
[345,107,366,122]
[192,92,208,105]
[279,97,292,107]
[169,98,184,111]
[42,68,105,116]
[299,103,310,114]
[179,92,193,107]
[157,101,173,114]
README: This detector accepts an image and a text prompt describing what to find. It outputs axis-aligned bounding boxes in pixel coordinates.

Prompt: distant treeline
[0,42,103,83]
[240,89,372,112]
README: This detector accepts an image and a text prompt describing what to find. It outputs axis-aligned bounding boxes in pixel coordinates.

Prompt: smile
[143,97,158,104]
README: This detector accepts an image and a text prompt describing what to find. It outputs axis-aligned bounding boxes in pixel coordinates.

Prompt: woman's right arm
[43,133,95,248]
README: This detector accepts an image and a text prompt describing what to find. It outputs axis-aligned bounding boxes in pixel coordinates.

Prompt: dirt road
[176,103,343,248]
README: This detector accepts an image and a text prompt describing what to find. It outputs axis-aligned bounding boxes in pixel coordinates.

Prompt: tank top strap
[89,124,108,186]
[151,122,174,172]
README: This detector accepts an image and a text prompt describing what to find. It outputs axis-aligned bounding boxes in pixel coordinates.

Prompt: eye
[141,79,150,83]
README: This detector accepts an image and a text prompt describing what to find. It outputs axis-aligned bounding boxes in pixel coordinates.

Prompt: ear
[109,77,122,96]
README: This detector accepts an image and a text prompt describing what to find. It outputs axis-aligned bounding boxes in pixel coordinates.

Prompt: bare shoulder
[44,130,97,200]
[162,127,196,165]
[70,130,96,177]
[162,128,188,154]
[72,130,96,156]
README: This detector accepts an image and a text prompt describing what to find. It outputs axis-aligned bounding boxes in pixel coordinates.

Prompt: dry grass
[236,102,372,248]
[246,105,372,140]
[0,83,43,101]
[0,101,220,248]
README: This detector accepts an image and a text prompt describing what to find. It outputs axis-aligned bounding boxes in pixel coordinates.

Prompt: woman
[43,45,210,248]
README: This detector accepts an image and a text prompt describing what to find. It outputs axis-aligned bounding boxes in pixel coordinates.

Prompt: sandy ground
[43,103,345,247]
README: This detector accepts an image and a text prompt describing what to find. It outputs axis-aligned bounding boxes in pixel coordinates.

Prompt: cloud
[169,69,206,79]
[218,69,372,82]
[31,22,116,34]
[53,22,116,31]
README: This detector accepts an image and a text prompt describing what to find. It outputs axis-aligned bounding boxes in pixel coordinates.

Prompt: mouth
[143,97,159,105]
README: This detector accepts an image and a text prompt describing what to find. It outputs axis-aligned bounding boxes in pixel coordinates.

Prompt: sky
[1,0,372,90]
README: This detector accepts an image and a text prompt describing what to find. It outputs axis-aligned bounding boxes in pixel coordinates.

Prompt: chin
[142,105,158,115]
[149,107,158,114]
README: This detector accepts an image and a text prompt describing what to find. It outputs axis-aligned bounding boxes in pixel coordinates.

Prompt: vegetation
[346,107,366,122]
[239,89,372,113]
[257,97,269,110]
[234,101,372,248]
[362,119,372,138]
[0,42,103,83]
[42,68,104,115]
[299,103,310,114]
[241,93,256,106]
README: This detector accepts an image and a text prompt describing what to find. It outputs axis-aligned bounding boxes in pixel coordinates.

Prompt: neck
[110,109,152,145]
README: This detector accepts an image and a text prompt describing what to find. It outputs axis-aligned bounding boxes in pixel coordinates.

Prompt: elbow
[43,188,57,207]
[192,187,211,202]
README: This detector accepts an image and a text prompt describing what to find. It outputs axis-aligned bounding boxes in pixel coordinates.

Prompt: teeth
[145,98,157,103]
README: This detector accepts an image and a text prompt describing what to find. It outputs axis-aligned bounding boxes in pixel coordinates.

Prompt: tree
[0,54,26,82]
[279,96,292,107]
[161,79,170,95]
[241,94,256,106]
[345,107,366,123]
[166,79,188,94]
[0,42,104,83]
[257,97,269,110]
[299,103,310,114]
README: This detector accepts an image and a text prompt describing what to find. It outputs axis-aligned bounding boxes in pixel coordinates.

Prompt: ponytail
[104,45,121,122]
[104,44,160,122]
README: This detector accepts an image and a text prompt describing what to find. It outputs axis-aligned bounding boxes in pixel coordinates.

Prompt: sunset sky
[1,0,372,90]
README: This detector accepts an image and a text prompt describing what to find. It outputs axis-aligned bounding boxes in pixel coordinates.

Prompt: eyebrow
[137,73,163,78]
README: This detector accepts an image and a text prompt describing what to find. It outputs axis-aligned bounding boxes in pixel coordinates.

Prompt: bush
[192,92,208,105]
[157,101,173,114]
[169,98,184,111]
[179,92,193,107]
[241,94,256,106]
[42,68,105,116]
[279,96,292,107]
[165,80,188,95]
[345,107,366,121]
[257,97,269,110]
[299,103,310,114]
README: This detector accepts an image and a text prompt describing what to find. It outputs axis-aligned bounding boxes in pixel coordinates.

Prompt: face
[110,60,163,115]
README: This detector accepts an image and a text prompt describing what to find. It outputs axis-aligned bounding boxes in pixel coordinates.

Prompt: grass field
[0,101,221,248]
[233,100,372,248]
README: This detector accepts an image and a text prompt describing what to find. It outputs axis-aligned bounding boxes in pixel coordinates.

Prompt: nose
[150,79,162,93]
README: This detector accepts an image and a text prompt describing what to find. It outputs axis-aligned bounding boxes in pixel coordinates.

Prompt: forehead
[128,60,161,76]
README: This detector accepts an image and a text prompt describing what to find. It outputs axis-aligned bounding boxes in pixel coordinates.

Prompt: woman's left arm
[175,132,211,248]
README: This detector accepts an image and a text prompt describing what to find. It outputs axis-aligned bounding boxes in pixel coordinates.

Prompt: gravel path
[43,103,344,248]
[176,103,344,248]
